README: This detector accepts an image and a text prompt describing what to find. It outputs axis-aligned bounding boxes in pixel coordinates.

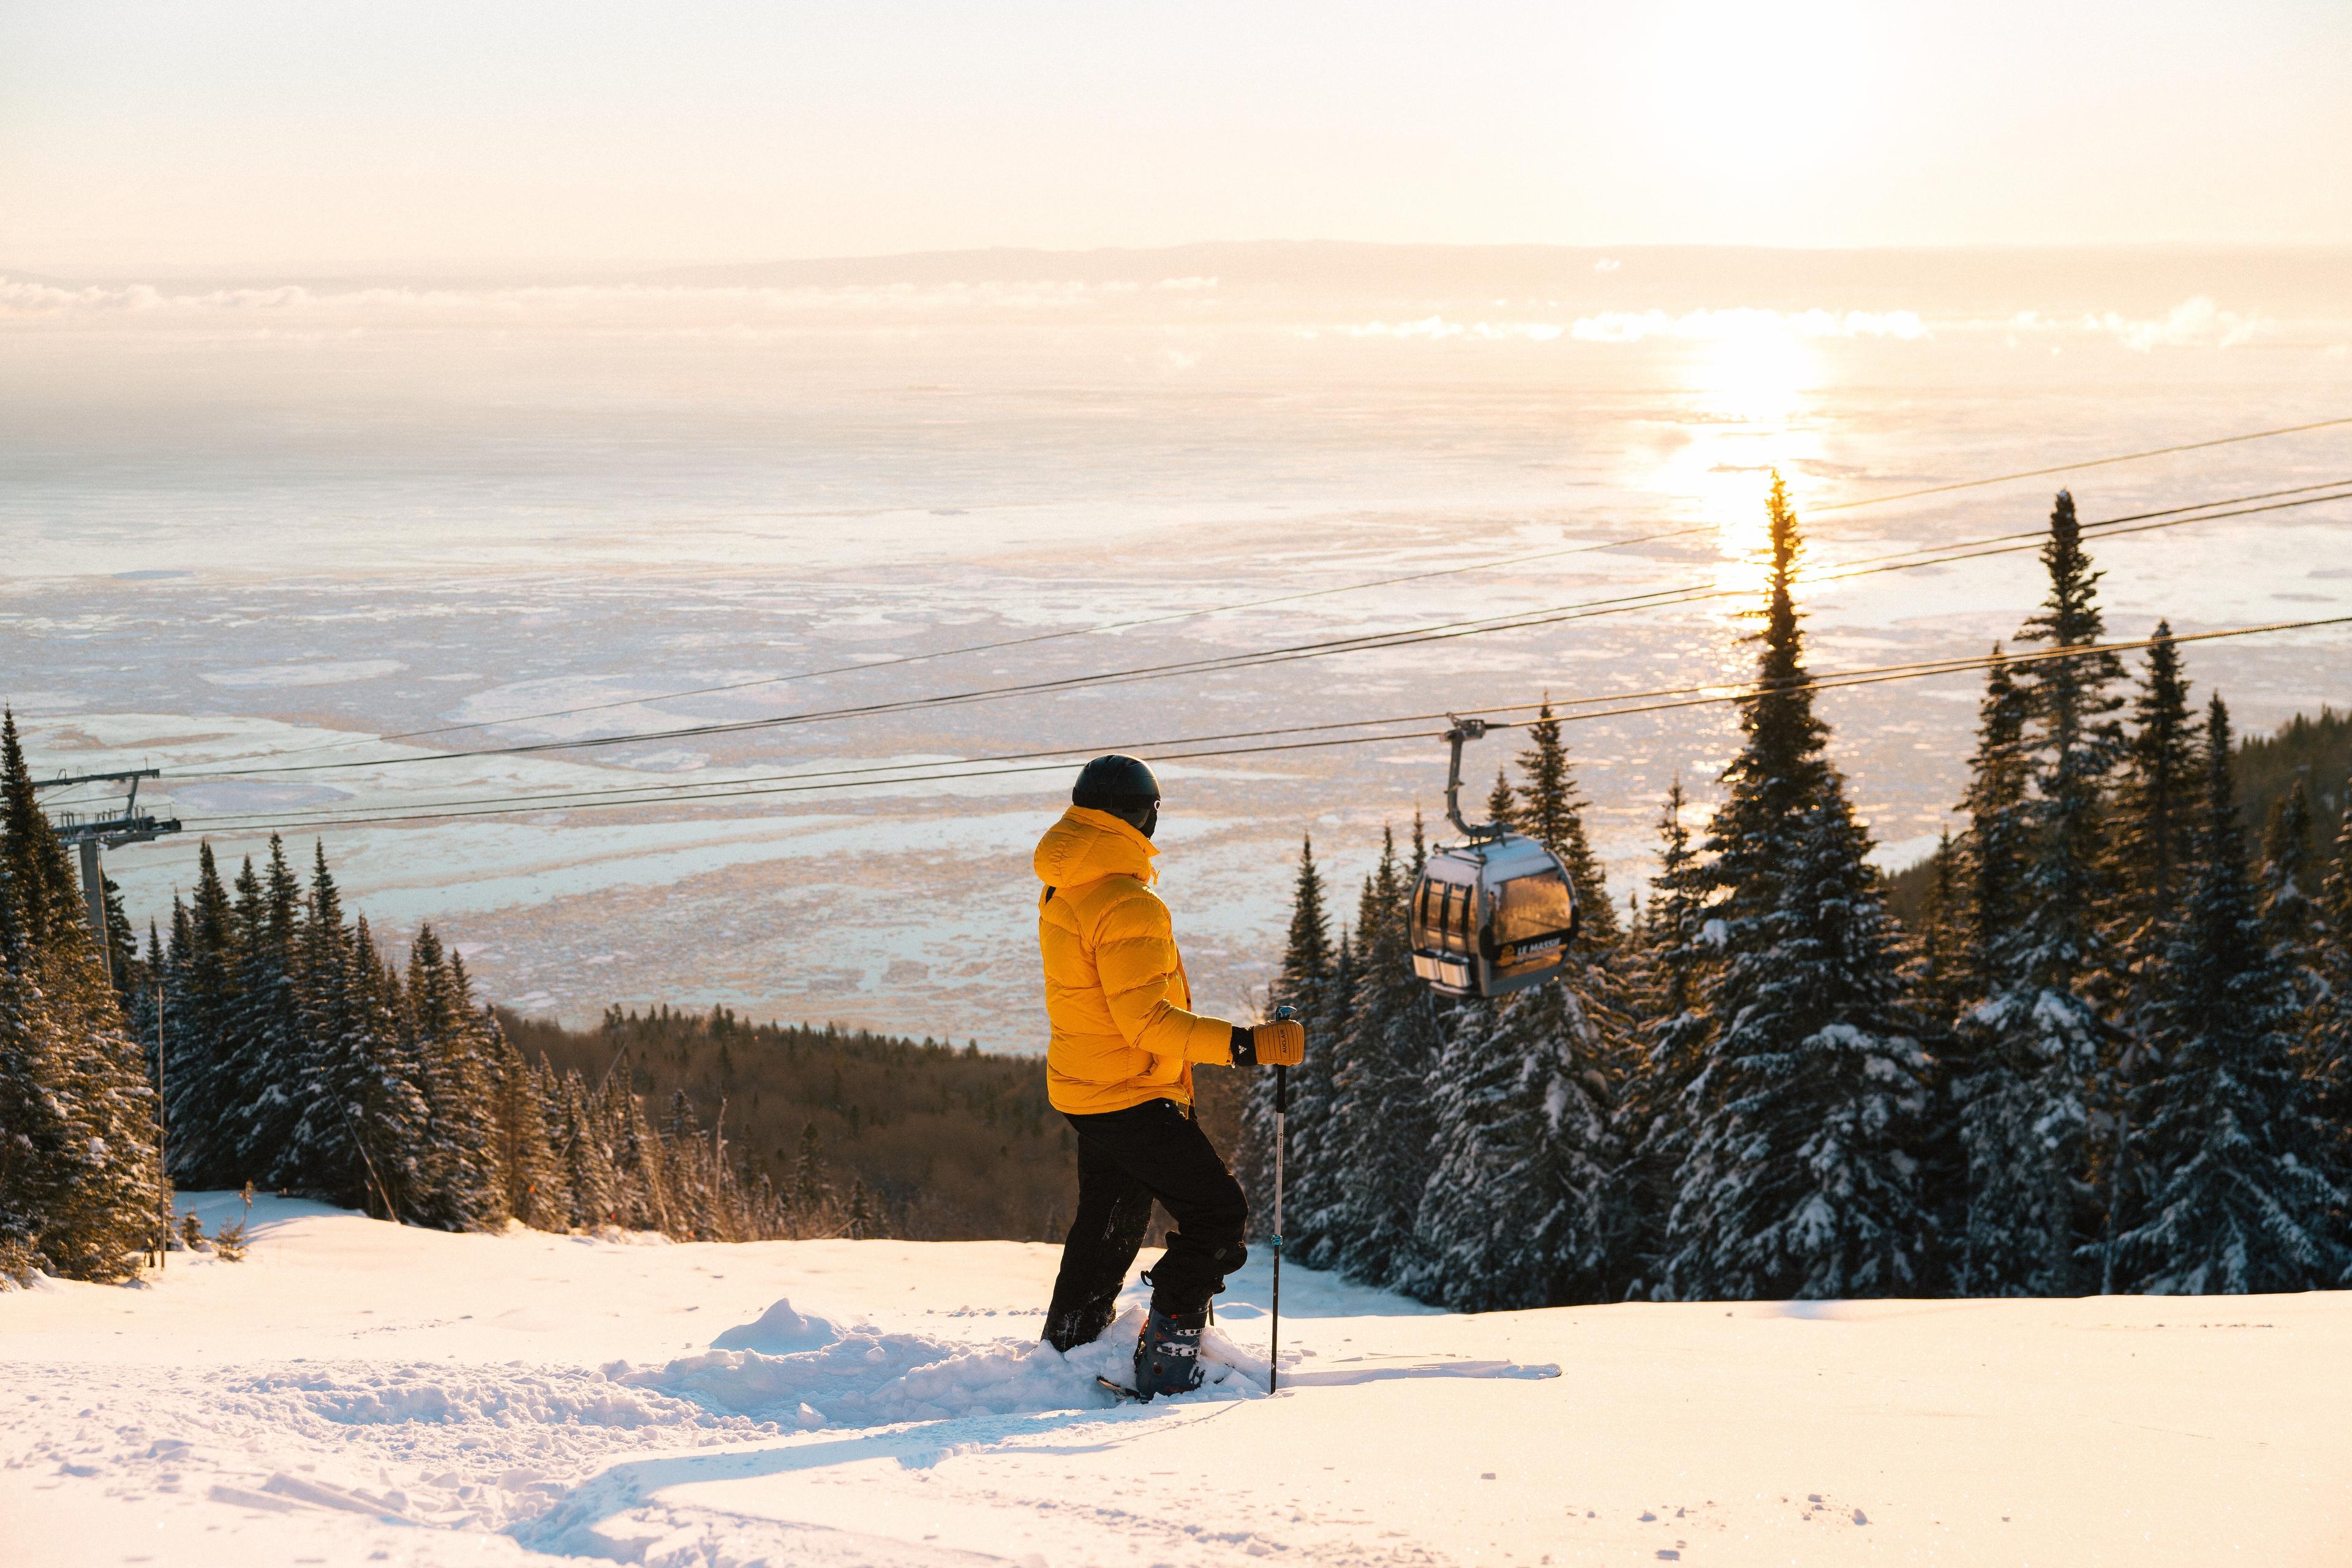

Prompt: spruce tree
[1516,701,1619,946]
[2304,774,2352,1260]
[2109,698,2345,1291]
[1241,835,1334,1233]
[490,1031,564,1229]
[2258,779,2323,1004]
[1959,650,2032,990]
[1486,769,1518,832]
[166,842,244,1186]
[1620,780,1710,1297]
[606,1073,673,1233]
[0,712,166,1281]
[1957,492,2127,1295]
[1319,830,1442,1286]
[225,837,307,1182]
[1661,475,1929,1300]
[404,929,504,1230]
[2111,623,2199,962]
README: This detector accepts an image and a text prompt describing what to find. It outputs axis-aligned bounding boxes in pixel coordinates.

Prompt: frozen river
[7,244,2350,1042]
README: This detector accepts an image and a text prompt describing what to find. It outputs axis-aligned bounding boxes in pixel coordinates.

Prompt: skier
[1034,754,1306,1399]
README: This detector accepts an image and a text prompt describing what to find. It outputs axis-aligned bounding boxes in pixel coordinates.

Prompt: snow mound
[622,1307,1261,1427]
[709,1297,838,1354]
[238,1360,758,1433]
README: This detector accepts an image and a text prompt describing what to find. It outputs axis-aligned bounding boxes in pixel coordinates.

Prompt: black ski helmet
[1073,754,1161,837]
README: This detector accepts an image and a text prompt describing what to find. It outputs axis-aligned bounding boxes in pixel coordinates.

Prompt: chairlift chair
[1407,718,1579,997]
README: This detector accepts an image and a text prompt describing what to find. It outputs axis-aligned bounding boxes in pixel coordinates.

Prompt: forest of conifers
[1236,480,2351,1307]
[4,477,2349,1300]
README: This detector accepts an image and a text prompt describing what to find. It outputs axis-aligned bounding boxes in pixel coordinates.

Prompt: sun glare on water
[1640,317,1828,603]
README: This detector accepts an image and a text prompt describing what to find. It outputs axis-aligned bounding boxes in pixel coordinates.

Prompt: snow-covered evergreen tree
[1620,780,1711,1298]
[490,1029,564,1229]
[2257,779,2323,1005]
[401,929,503,1230]
[1954,493,2126,1295]
[1240,834,1333,1239]
[223,837,307,1183]
[1661,475,1929,1300]
[556,1069,620,1230]
[2108,697,2345,1292]
[2304,774,2352,1262]
[1517,701,1619,946]
[0,710,167,1282]
[1319,831,1442,1286]
[2111,623,2198,967]
[165,842,244,1186]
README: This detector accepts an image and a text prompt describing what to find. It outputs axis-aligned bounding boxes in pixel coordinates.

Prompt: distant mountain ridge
[17,241,2351,319]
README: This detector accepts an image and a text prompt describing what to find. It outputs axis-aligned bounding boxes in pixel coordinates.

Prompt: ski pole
[1270,1003,1295,1395]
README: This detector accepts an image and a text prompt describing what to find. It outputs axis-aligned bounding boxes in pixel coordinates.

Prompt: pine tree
[2111,623,2199,964]
[165,842,244,1186]
[1241,835,1335,1231]
[0,711,167,1281]
[225,837,307,1183]
[845,1177,878,1239]
[1487,769,1518,832]
[404,928,503,1230]
[1662,475,1929,1300]
[1319,831,1442,1285]
[2304,774,2352,1261]
[1516,700,1619,946]
[2109,698,2345,1292]
[606,1073,672,1233]
[791,1121,834,1227]
[1959,650,2033,990]
[2258,779,2323,1003]
[1956,493,2127,1295]
[1904,829,1967,1290]
[556,1068,619,1230]
[489,1031,564,1229]
[1620,780,1710,1297]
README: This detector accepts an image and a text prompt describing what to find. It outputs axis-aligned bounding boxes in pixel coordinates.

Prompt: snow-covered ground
[3,1193,2345,1567]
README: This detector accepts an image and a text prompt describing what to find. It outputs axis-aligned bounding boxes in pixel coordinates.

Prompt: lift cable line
[178,613,2352,837]
[172,596,2351,827]
[157,415,2352,774]
[1811,413,2352,512]
[178,478,2352,782]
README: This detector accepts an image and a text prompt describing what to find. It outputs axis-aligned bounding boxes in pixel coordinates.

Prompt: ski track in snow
[4,1196,2343,1567]
[1,1313,1272,1549]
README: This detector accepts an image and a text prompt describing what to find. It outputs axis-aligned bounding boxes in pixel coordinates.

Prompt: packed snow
[2,1192,2345,1566]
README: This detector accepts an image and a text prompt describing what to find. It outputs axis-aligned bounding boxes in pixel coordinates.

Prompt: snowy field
[2,1194,2345,1567]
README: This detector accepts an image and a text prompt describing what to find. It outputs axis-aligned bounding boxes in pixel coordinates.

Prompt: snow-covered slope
[2,1191,2344,1567]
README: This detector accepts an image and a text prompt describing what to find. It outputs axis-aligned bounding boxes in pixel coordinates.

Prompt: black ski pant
[1041,1097,1248,1352]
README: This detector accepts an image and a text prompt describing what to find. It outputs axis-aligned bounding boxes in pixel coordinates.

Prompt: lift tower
[31,770,182,986]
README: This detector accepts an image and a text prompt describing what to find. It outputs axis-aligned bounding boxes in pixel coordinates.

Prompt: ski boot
[1131,1303,1208,1401]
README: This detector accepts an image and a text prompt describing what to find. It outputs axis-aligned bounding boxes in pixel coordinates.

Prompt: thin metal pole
[1270,1061,1286,1394]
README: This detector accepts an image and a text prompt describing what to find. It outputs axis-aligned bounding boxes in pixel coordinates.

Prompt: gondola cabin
[1409,834,1578,996]
[1406,715,1580,998]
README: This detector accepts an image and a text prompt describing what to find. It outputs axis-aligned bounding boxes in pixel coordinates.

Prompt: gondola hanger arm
[1442,716,1501,842]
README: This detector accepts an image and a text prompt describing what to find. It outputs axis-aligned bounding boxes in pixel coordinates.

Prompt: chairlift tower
[31,770,182,985]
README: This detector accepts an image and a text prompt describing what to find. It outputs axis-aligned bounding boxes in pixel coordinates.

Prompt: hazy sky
[5,1,2348,274]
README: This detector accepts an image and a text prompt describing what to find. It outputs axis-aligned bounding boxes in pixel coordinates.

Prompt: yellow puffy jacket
[1035,806,1235,1114]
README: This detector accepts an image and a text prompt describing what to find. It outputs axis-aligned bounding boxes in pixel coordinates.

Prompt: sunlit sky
[4,0,2349,274]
